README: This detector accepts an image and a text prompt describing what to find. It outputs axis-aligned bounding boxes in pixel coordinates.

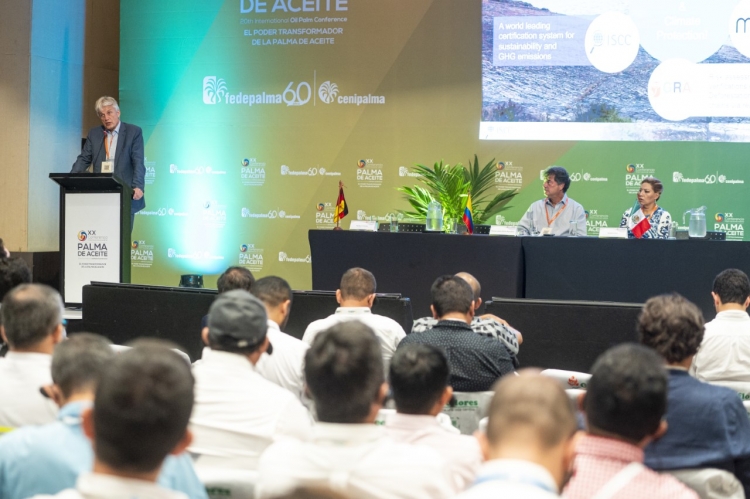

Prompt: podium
[50,173,132,305]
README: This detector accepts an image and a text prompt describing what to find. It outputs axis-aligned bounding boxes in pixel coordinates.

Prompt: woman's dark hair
[641,177,664,201]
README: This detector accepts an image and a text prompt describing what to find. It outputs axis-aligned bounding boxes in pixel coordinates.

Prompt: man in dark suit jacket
[71,96,146,222]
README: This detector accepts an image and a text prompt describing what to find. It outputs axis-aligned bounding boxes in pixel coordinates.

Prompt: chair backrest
[110,344,192,365]
[376,409,459,434]
[478,417,488,434]
[441,391,494,435]
[541,369,592,390]
[663,468,744,499]
[743,400,750,416]
[197,467,259,499]
[374,408,395,426]
[566,388,586,402]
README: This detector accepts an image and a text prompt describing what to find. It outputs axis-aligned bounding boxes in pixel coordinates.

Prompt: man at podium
[71,96,145,225]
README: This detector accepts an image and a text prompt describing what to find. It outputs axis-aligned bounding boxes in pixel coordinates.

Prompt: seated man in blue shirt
[638,293,750,497]
[0,334,207,499]
[398,275,515,392]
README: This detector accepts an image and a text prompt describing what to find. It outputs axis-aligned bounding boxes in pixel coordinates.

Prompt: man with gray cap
[189,290,312,471]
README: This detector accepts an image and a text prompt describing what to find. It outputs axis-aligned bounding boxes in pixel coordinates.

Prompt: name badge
[349,220,378,231]
[598,227,628,239]
[101,160,114,173]
[489,225,517,236]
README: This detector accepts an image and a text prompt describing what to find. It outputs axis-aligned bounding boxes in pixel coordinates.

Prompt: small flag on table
[334,181,348,225]
[627,200,651,239]
[463,193,474,235]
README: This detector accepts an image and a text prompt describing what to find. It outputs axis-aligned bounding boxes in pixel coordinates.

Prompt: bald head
[486,373,576,450]
[456,272,481,310]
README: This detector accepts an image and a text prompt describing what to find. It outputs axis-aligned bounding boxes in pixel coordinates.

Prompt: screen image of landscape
[481,0,750,141]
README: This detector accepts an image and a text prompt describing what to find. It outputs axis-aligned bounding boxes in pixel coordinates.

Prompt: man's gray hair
[52,333,114,398]
[95,96,120,114]
[1,284,63,349]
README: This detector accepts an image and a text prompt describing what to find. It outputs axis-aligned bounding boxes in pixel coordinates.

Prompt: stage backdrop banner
[121,0,750,291]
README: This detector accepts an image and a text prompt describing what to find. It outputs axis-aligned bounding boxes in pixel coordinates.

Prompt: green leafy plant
[397,155,518,225]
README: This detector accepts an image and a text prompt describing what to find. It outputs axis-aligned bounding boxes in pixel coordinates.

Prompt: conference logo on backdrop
[131,240,154,269]
[398,166,420,178]
[318,80,385,106]
[714,212,745,241]
[167,248,224,261]
[494,214,518,227]
[568,170,608,183]
[318,81,339,104]
[169,163,226,175]
[241,158,266,186]
[203,77,228,104]
[315,202,335,227]
[279,251,312,263]
[239,243,264,272]
[585,209,610,236]
[356,210,400,222]
[672,171,745,185]
[137,208,168,217]
[77,231,87,241]
[202,200,227,228]
[144,157,156,185]
[494,161,523,191]
[625,163,656,194]
[241,207,300,219]
[357,158,383,188]
[280,164,341,176]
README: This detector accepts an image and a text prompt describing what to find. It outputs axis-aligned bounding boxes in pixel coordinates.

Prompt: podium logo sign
[131,240,154,269]
[239,243,264,272]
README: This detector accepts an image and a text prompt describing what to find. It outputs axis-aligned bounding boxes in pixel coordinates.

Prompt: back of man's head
[0,258,31,303]
[92,342,194,474]
[486,373,576,452]
[638,293,704,364]
[584,343,667,443]
[52,333,114,400]
[455,272,481,301]
[217,266,255,294]
[389,344,449,415]
[339,268,376,301]
[304,321,384,423]
[252,276,293,308]
[713,269,750,306]
[431,275,473,317]
[1,284,62,350]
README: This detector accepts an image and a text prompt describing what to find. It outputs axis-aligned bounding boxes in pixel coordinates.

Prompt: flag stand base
[333,226,343,231]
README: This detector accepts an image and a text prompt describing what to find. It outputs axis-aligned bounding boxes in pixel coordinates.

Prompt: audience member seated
[691,269,750,393]
[458,372,577,498]
[386,343,482,490]
[30,341,197,499]
[563,344,698,499]
[398,275,514,391]
[201,266,255,329]
[638,294,750,497]
[251,276,309,400]
[0,238,10,258]
[302,267,406,370]
[257,321,452,499]
[273,487,351,499]
[190,290,312,470]
[412,272,522,364]
[0,334,206,499]
[0,284,63,427]
[0,256,31,304]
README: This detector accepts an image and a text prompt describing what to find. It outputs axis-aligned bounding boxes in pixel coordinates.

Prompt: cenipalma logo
[203,76,228,105]
[318,81,339,104]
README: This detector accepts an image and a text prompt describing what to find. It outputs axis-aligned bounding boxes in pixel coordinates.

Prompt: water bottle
[683,206,707,238]
[425,201,443,232]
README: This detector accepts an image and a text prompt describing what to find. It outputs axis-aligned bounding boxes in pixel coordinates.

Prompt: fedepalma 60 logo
[203,76,309,107]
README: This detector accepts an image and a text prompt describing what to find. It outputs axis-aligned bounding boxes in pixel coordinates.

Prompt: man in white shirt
[257,321,453,499]
[32,342,196,499]
[386,343,482,490]
[303,268,406,369]
[458,373,578,499]
[190,290,312,470]
[691,269,750,394]
[0,284,63,428]
[252,276,309,400]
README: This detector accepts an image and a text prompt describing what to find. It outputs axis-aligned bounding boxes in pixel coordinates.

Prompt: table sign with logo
[489,225,518,236]
[349,220,379,231]
[49,174,132,305]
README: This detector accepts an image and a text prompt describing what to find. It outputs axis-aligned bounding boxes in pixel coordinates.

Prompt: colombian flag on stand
[334,183,348,224]
[627,199,651,239]
[463,193,474,235]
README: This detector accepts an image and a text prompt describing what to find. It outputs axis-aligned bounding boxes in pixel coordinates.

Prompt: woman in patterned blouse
[619,177,672,239]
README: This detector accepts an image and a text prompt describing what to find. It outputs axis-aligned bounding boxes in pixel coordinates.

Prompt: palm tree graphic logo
[203,77,227,104]
[318,81,339,104]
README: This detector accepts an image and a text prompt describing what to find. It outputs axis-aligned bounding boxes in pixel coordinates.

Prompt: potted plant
[397,155,518,228]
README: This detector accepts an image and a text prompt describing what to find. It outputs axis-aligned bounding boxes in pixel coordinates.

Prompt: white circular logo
[585,12,640,73]
[279,210,286,218]
[319,167,326,175]
[583,173,591,181]
[648,59,696,121]
[318,81,339,104]
[168,208,175,216]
